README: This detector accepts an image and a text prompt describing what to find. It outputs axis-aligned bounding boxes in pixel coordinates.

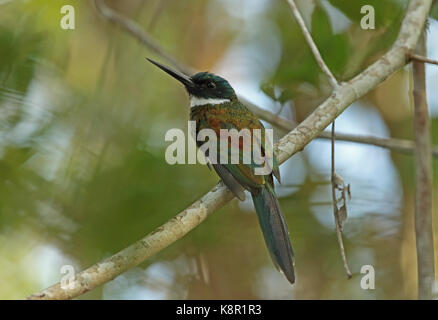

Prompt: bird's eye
[207,82,216,89]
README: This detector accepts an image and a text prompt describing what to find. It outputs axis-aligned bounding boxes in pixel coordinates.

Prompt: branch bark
[412,31,435,300]
[28,0,433,299]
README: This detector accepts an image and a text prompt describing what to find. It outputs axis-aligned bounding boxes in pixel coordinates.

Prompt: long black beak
[147,58,194,87]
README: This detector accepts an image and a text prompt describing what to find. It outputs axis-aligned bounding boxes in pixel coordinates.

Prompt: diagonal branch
[27,0,433,300]
[286,0,339,88]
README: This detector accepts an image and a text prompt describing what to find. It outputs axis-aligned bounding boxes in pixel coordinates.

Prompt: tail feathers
[252,186,295,284]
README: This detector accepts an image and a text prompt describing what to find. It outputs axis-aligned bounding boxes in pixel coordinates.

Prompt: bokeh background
[1,0,438,299]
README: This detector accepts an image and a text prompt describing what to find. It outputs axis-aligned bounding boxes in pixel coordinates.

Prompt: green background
[0,0,437,299]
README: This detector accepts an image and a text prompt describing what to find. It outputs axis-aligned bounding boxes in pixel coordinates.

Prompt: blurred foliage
[0,0,437,299]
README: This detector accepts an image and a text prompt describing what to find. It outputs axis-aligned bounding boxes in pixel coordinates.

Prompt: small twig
[330,121,352,279]
[286,0,339,88]
[409,52,438,66]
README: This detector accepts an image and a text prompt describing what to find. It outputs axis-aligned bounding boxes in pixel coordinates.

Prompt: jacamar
[148,58,295,284]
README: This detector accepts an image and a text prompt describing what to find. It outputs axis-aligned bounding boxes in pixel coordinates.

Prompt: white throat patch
[190,96,230,108]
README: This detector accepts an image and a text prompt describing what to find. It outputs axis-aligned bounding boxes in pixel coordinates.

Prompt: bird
[147,58,295,284]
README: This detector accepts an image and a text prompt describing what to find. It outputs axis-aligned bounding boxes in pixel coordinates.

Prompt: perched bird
[148,58,295,284]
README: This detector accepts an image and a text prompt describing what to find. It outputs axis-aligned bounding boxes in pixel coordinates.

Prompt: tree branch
[28,0,433,299]
[409,53,438,66]
[286,0,339,88]
[412,31,435,300]
[95,0,438,158]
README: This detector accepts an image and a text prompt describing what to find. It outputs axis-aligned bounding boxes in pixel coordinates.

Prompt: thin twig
[94,0,193,75]
[286,0,339,88]
[330,121,352,278]
[245,103,438,157]
[94,0,438,158]
[409,52,438,66]
[27,0,433,300]
[412,31,435,300]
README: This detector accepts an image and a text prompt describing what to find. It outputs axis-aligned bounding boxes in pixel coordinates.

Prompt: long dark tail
[251,186,295,284]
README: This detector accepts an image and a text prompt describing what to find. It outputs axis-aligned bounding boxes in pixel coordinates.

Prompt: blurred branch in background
[27,0,433,299]
[147,0,170,32]
[412,31,435,300]
[97,0,436,159]
[286,0,351,278]
[409,53,438,66]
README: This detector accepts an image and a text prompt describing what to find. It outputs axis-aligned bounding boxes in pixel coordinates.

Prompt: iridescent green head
[147,58,237,102]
